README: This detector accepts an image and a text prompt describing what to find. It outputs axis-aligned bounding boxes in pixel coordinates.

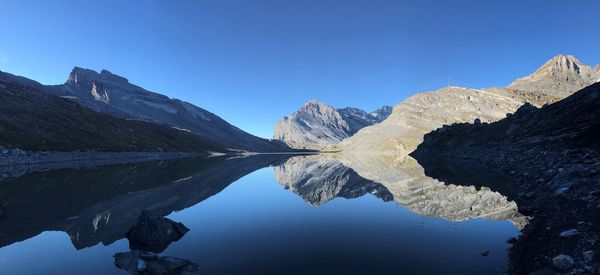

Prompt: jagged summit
[304,99,323,106]
[274,100,392,150]
[509,54,600,97]
[100,69,129,83]
[67,67,130,85]
[527,54,587,79]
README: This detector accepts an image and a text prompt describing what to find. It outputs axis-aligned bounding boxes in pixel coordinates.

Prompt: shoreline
[0,149,209,180]
[0,149,316,180]
[411,150,599,274]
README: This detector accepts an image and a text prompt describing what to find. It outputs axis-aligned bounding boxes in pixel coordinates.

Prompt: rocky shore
[412,83,600,274]
[0,148,208,180]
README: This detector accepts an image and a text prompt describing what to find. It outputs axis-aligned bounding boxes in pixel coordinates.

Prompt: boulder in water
[126,210,189,253]
[114,250,199,275]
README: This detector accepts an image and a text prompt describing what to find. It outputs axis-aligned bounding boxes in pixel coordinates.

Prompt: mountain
[335,54,600,153]
[412,82,600,274]
[273,100,392,150]
[0,74,222,152]
[414,82,600,156]
[3,67,289,152]
[509,54,600,100]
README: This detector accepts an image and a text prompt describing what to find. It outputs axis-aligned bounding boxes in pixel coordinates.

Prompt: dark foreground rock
[114,250,199,275]
[412,82,600,274]
[126,211,189,253]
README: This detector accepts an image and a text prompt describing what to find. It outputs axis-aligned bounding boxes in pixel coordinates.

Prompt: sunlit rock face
[273,154,393,205]
[274,154,527,228]
[274,100,391,150]
[336,55,599,154]
[509,54,600,99]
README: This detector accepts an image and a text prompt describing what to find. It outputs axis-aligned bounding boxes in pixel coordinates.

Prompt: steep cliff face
[336,55,600,153]
[51,67,290,152]
[273,100,391,150]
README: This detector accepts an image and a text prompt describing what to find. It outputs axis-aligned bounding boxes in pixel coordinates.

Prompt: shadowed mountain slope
[0,76,222,152]
[0,68,289,152]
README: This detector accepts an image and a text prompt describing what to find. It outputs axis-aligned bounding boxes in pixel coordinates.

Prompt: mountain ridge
[0,75,223,152]
[273,100,392,150]
[1,67,290,152]
[335,54,600,153]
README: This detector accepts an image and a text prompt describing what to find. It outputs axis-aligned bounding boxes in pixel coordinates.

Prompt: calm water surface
[0,154,523,274]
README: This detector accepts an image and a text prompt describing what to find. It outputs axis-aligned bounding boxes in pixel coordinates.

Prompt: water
[0,154,522,274]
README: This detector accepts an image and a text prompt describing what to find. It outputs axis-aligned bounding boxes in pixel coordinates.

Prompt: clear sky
[1,0,599,138]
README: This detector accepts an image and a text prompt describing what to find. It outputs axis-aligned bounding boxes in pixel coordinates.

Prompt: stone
[559,229,579,238]
[114,250,199,275]
[552,254,575,271]
[554,187,569,196]
[126,211,190,253]
[583,251,593,264]
[507,237,518,244]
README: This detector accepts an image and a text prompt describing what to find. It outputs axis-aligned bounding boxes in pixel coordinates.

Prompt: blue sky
[1,0,599,138]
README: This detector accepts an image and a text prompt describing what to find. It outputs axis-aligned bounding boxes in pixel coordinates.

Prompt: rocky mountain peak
[536,54,584,76]
[370,105,393,120]
[507,54,600,99]
[67,67,130,86]
[100,69,129,83]
[274,100,393,150]
[511,54,599,85]
[302,99,331,111]
[67,67,96,85]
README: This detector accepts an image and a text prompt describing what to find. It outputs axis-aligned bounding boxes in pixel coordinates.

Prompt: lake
[0,153,523,274]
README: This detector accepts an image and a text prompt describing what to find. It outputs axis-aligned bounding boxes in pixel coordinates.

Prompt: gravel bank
[0,148,207,180]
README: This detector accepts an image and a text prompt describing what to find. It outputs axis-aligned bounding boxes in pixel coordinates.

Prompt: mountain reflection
[0,152,526,253]
[0,154,289,250]
[274,155,393,205]
[274,153,527,228]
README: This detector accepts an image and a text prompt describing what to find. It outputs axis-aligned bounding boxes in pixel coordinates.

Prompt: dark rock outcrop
[114,250,199,275]
[126,211,189,253]
[412,82,600,274]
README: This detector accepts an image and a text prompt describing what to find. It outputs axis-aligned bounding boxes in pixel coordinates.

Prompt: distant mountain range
[1,54,597,154]
[0,68,290,152]
[273,100,391,150]
[334,54,600,153]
